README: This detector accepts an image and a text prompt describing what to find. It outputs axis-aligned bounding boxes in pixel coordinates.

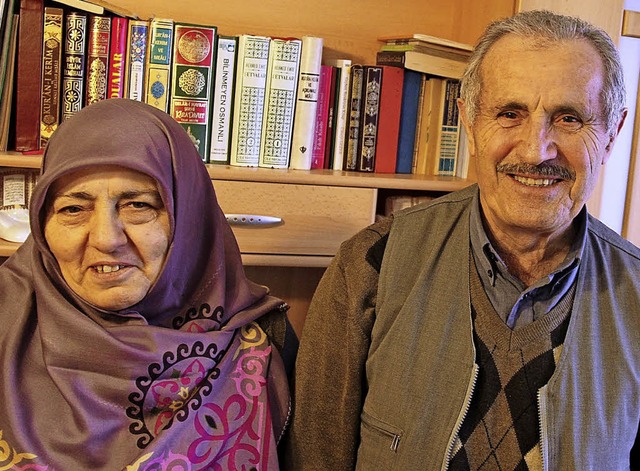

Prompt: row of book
[0,0,474,177]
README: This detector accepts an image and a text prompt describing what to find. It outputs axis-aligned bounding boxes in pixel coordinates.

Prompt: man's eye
[557,114,583,131]
[496,111,522,127]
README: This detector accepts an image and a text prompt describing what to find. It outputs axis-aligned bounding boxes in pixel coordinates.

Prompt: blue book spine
[395,69,422,174]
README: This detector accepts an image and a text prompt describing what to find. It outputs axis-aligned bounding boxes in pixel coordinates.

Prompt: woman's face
[44,166,171,311]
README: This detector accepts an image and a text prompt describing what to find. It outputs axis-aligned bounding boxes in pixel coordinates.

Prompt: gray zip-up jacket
[284,185,640,471]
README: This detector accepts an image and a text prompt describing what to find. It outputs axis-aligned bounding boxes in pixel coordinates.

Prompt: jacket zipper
[442,362,479,470]
[537,387,549,471]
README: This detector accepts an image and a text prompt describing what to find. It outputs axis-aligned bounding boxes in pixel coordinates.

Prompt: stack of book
[0,0,474,179]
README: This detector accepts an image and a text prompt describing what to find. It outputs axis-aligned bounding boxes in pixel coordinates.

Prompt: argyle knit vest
[449,259,574,470]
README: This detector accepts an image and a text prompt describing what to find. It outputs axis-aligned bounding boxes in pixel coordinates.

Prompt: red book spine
[107,17,128,99]
[311,65,333,169]
[323,66,338,169]
[85,15,111,105]
[374,65,404,173]
[13,0,44,152]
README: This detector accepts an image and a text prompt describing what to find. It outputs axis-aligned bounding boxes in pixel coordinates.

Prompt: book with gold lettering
[61,11,88,122]
[229,34,270,167]
[85,14,111,105]
[209,35,238,164]
[170,22,218,161]
[124,19,148,101]
[39,6,63,148]
[258,37,302,168]
[144,17,174,112]
[107,16,128,98]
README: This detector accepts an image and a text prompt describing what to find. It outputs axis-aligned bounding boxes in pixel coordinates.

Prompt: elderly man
[284,9,639,471]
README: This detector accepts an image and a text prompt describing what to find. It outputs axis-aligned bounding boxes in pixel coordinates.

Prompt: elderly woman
[0,99,294,470]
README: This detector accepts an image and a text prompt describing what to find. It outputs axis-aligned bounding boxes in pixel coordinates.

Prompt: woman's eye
[59,205,82,214]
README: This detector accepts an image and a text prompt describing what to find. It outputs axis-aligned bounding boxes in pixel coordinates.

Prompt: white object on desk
[0,208,30,243]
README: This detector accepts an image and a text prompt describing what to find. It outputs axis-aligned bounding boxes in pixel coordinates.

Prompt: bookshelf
[2,0,628,332]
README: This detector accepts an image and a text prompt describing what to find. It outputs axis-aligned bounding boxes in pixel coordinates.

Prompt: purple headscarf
[0,99,290,470]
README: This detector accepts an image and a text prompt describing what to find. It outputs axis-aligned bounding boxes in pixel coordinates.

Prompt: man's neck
[485,222,577,287]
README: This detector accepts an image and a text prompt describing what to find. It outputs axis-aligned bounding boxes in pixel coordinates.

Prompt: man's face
[460,35,623,242]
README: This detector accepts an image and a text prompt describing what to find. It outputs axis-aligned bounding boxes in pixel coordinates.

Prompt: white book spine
[209,36,237,164]
[258,37,302,168]
[326,58,352,170]
[289,36,323,170]
[230,35,270,167]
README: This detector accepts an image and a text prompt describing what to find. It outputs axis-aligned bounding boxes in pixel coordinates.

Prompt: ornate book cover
[258,37,302,169]
[289,35,323,170]
[343,63,363,171]
[357,65,382,172]
[324,58,351,170]
[374,65,404,173]
[229,34,270,167]
[311,64,333,169]
[107,16,128,98]
[13,0,43,151]
[61,11,88,122]
[125,19,149,101]
[170,22,218,161]
[85,15,110,105]
[39,7,63,149]
[144,17,174,112]
[209,35,238,164]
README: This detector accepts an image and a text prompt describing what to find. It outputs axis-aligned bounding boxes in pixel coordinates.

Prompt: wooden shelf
[0,152,43,169]
[0,154,472,193]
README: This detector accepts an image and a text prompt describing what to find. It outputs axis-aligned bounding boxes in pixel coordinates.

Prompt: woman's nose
[87,208,127,252]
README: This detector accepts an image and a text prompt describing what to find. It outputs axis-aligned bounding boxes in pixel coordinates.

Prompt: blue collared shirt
[469,193,586,329]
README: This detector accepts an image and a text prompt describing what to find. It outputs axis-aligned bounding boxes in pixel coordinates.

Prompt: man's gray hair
[460,10,626,136]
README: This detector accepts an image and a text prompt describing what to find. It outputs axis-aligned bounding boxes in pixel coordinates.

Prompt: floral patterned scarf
[0,99,289,470]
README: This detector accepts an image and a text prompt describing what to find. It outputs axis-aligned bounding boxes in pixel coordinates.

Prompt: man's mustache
[496,163,575,181]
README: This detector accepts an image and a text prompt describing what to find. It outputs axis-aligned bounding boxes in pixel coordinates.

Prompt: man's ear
[457,98,476,156]
[603,107,628,165]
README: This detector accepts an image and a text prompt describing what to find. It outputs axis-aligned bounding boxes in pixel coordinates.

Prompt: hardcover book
[61,11,88,122]
[434,78,461,176]
[414,76,444,176]
[85,15,111,105]
[395,69,422,174]
[144,17,174,112]
[0,12,18,151]
[343,64,363,171]
[322,65,339,169]
[258,37,302,169]
[13,0,44,151]
[310,64,333,169]
[374,65,404,173]
[357,65,383,172]
[325,58,351,170]
[376,49,466,80]
[209,35,238,164]
[107,16,128,98]
[170,22,218,161]
[39,6,63,149]
[125,19,149,101]
[229,34,270,167]
[289,36,323,170]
